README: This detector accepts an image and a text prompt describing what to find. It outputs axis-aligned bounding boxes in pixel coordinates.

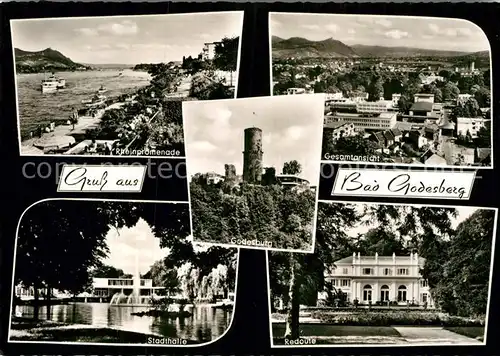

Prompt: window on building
[383,268,392,276]
[397,285,407,302]
[380,285,390,301]
[420,279,429,287]
[363,285,372,302]
[397,268,409,276]
[362,268,373,275]
[342,268,349,274]
[341,279,350,287]
[421,293,428,303]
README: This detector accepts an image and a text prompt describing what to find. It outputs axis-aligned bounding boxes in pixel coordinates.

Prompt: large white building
[325,112,397,131]
[320,252,434,307]
[456,117,490,138]
[201,42,220,60]
[15,277,164,301]
[356,100,394,114]
[92,277,164,298]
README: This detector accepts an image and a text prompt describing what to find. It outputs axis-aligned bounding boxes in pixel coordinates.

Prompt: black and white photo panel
[9,199,239,347]
[182,94,325,253]
[11,12,243,157]
[269,13,493,168]
[267,200,497,347]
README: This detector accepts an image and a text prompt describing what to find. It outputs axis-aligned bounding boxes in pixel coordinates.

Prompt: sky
[182,94,325,185]
[102,213,210,276]
[271,13,490,52]
[11,12,243,64]
[102,218,164,275]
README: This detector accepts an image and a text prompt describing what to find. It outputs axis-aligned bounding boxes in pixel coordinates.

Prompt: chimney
[352,252,356,262]
[414,252,418,264]
[357,252,360,260]
[375,252,378,263]
[410,251,413,261]
[392,252,396,262]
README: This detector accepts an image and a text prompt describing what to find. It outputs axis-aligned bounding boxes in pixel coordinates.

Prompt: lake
[16,69,151,140]
[14,303,232,343]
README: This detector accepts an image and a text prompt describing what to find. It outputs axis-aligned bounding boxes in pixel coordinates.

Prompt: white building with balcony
[319,252,434,307]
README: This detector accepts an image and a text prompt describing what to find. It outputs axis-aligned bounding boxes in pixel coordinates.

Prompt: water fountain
[109,245,151,306]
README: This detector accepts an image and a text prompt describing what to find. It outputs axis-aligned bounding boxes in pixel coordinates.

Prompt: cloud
[347,28,356,35]
[270,18,282,28]
[375,18,392,27]
[97,20,139,36]
[428,23,440,34]
[199,105,236,142]
[205,105,233,125]
[189,140,218,152]
[426,23,475,39]
[285,125,304,140]
[325,24,339,33]
[199,33,211,40]
[75,27,98,36]
[302,24,320,30]
[385,29,409,39]
[456,27,473,37]
[115,43,130,50]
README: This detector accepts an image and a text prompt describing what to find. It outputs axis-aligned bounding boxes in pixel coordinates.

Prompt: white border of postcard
[8,198,240,347]
[266,199,498,347]
[12,11,244,158]
[268,12,494,169]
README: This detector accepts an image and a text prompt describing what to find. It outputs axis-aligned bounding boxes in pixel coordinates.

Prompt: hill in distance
[272,36,358,58]
[14,47,90,73]
[271,36,487,59]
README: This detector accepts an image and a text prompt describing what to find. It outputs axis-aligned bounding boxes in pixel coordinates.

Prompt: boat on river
[97,85,107,94]
[41,74,65,93]
[82,93,107,107]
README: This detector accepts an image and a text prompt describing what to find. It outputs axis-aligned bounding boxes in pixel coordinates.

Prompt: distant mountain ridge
[271,36,487,59]
[14,47,90,73]
[272,36,359,58]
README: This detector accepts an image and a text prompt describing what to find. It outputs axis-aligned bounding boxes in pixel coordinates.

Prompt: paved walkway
[20,102,127,153]
[393,326,482,345]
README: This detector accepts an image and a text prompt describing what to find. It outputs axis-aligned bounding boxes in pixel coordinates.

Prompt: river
[14,303,232,343]
[16,69,151,139]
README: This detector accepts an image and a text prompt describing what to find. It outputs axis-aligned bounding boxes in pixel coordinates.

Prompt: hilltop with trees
[14,47,90,73]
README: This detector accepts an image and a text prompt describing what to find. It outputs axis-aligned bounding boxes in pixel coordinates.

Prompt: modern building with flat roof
[325,112,397,131]
[356,100,394,114]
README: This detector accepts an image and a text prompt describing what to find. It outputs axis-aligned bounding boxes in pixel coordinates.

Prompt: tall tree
[282,160,302,175]
[213,37,239,72]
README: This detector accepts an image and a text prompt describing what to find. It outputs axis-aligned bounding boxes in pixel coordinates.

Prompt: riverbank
[20,101,127,154]
[10,316,197,344]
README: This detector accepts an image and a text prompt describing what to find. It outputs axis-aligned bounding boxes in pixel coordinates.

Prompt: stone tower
[224,164,237,184]
[242,127,263,184]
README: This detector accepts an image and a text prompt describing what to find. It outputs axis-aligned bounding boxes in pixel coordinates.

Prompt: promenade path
[393,326,482,345]
[20,101,126,154]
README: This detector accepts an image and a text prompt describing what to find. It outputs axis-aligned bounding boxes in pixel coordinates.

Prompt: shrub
[310,310,484,327]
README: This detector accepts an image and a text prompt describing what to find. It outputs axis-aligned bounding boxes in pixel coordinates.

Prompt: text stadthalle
[339,172,467,199]
[230,238,272,248]
[147,337,187,345]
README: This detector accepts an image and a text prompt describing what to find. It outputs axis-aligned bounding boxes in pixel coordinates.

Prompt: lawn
[272,323,401,337]
[444,326,485,340]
